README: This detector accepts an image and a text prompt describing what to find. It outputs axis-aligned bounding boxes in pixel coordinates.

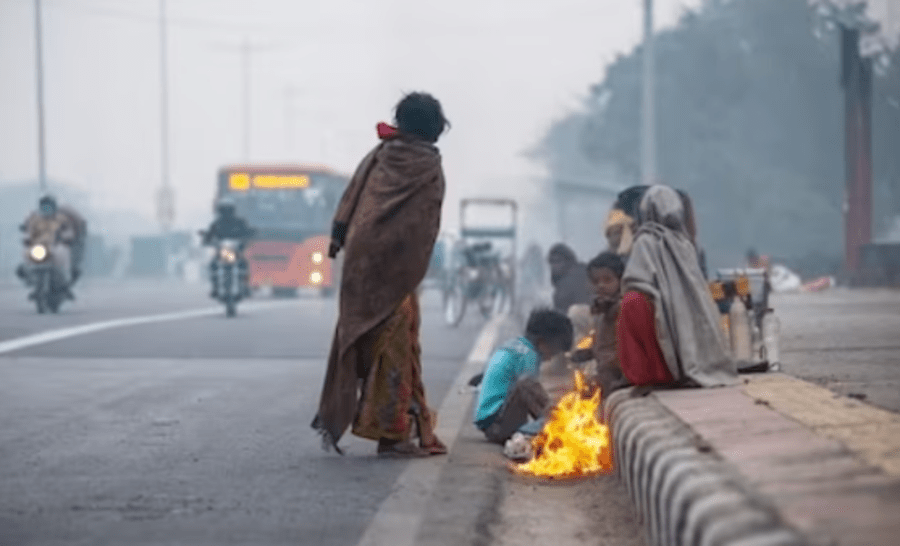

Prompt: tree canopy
[537,0,900,273]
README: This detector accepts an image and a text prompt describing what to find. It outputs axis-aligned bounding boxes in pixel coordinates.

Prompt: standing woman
[616,185,736,387]
[311,92,450,457]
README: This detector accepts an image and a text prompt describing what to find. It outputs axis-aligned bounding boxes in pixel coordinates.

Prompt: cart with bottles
[709,267,780,371]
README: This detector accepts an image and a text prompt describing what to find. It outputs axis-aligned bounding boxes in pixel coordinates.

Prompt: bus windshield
[217,168,347,239]
[239,186,332,230]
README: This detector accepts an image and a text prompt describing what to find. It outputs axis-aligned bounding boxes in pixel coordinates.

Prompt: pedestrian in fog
[617,185,736,387]
[547,243,593,314]
[311,92,450,458]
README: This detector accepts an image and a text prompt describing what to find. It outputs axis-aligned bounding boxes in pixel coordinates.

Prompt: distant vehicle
[215,165,348,297]
[200,234,247,317]
[20,235,69,314]
[442,198,517,326]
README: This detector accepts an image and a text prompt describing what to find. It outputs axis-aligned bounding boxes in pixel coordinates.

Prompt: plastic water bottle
[761,311,781,371]
[729,296,753,362]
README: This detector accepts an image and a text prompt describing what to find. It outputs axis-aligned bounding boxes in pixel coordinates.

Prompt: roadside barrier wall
[603,389,808,546]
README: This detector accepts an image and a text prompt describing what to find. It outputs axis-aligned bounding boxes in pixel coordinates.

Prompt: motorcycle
[19,240,69,314]
[203,233,249,318]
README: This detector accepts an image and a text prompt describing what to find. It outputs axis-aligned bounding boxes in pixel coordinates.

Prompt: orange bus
[216,164,348,296]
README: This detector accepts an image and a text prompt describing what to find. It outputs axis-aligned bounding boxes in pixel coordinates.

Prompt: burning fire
[515,371,612,479]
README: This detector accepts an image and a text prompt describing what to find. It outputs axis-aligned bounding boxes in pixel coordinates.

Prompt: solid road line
[0,300,297,356]
[356,314,506,546]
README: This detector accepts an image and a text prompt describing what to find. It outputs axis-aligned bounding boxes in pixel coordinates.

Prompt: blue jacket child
[473,308,573,444]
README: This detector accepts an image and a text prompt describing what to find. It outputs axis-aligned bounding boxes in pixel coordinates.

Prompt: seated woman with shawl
[311,92,450,458]
[616,185,736,387]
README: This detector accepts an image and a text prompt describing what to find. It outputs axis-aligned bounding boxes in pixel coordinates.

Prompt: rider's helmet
[216,196,236,217]
[38,194,58,217]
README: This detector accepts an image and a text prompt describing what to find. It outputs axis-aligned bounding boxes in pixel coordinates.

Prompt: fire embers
[515,371,613,479]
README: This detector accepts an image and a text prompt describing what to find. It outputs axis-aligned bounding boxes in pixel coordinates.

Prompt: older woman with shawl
[311,92,449,457]
[616,185,736,387]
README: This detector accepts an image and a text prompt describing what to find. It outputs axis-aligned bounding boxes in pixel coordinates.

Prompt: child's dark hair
[587,251,625,279]
[525,308,574,352]
[394,92,450,143]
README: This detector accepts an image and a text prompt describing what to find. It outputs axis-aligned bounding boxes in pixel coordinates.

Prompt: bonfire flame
[515,371,612,479]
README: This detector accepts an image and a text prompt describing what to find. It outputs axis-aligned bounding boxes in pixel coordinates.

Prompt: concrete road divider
[604,388,808,546]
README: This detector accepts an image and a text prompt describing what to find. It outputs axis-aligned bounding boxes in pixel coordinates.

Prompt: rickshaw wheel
[443,275,467,327]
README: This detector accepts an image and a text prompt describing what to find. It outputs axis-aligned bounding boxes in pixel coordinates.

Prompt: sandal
[377,439,429,458]
[420,438,448,456]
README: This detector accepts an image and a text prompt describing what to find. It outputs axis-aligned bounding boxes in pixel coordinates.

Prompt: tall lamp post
[214,38,280,162]
[640,0,656,187]
[284,84,303,158]
[33,0,48,195]
[157,0,175,277]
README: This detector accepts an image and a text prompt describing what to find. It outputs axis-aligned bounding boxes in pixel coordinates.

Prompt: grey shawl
[621,185,736,387]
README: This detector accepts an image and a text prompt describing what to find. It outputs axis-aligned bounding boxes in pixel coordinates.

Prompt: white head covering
[623,185,736,387]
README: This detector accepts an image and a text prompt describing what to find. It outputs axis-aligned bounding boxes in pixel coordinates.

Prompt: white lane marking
[0,300,298,356]
[356,314,507,546]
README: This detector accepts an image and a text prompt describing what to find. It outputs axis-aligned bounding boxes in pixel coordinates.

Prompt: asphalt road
[8,279,888,546]
[0,279,484,546]
[774,288,900,413]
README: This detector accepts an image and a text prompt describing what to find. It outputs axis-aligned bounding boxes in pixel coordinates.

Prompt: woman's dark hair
[587,251,625,279]
[614,185,649,220]
[547,243,577,264]
[525,308,574,352]
[394,92,449,143]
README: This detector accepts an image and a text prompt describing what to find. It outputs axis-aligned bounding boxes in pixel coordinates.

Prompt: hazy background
[1,0,898,275]
[1,0,701,241]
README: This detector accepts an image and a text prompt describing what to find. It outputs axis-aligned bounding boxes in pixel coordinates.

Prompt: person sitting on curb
[547,243,593,314]
[617,185,737,388]
[473,308,573,445]
[570,251,631,395]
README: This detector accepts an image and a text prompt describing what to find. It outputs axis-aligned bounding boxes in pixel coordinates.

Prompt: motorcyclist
[203,198,255,298]
[18,195,78,299]
[57,204,88,283]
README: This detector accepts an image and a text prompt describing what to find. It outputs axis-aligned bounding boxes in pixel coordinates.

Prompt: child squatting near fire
[472,308,574,445]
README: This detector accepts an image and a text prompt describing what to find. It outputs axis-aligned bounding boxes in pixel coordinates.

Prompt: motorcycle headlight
[220,248,237,263]
[30,244,48,262]
[311,251,324,265]
[310,271,323,285]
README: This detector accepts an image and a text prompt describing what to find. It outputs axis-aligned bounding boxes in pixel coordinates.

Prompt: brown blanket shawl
[312,135,446,449]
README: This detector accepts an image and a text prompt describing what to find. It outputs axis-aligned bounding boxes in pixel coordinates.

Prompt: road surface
[0,279,485,545]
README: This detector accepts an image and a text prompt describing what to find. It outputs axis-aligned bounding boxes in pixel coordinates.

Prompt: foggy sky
[0,0,702,236]
[1,0,895,242]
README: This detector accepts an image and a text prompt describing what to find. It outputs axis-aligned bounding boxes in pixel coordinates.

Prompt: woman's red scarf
[377,122,399,140]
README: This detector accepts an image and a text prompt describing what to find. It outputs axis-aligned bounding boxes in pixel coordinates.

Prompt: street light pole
[214,39,280,162]
[841,24,873,279]
[33,0,48,195]
[157,0,175,276]
[242,36,251,161]
[640,0,656,187]
[158,0,173,229]
[159,0,171,208]
[284,85,303,158]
